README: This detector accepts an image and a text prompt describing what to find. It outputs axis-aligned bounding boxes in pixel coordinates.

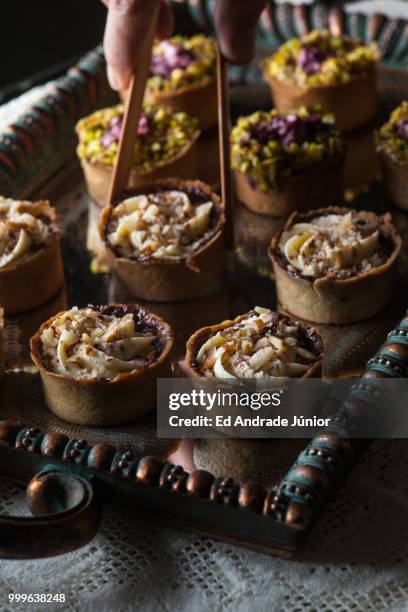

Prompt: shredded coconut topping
[279,212,386,278]
[196,307,318,379]
[40,307,160,381]
[107,190,214,262]
[0,198,56,269]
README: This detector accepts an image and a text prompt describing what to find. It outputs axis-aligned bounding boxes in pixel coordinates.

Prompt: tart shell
[378,150,408,211]
[262,64,378,132]
[141,78,217,132]
[233,155,344,217]
[99,179,225,302]
[269,207,402,324]
[79,130,200,208]
[183,310,323,379]
[0,230,64,315]
[30,305,174,427]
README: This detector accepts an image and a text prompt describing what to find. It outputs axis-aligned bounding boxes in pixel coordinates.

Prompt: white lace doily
[0,439,408,612]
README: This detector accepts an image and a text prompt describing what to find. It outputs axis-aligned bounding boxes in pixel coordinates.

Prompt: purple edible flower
[250,114,328,148]
[101,113,150,148]
[396,119,408,143]
[297,45,332,75]
[150,40,195,79]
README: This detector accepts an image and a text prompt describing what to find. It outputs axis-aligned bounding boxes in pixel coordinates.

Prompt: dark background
[0,0,106,92]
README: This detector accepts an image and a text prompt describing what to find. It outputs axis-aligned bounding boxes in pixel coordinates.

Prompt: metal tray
[1,1,408,559]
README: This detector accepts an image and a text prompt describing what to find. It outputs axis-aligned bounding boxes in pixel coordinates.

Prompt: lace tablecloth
[1,439,408,612]
[2,3,408,610]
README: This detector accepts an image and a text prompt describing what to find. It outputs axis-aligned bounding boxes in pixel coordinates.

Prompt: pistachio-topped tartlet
[376,102,408,210]
[0,198,64,314]
[31,304,174,425]
[269,207,401,323]
[99,178,225,301]
[231,106,344,216]
[262,30,379,131]
[76,103,200,207]
[185,306,323,380]
[143,35,217,130]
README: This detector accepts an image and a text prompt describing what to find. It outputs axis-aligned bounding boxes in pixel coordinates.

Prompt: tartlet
[99,179,225,302]
[30,304,174,426]
[231,106,344,216]
[184,306,323,380]
[76,104,200,207]
[269,207,401,324]
[0,197,64,314]
[376,101,408,210]
[262,29,379,132]
[185,307,322,482]
[144,35,217,131]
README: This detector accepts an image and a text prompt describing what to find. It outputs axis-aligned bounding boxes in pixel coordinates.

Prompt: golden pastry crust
[0,200,64,314]
[263,63,377,132]
[30,304,174,426]
[99,178,225,302]
[80,136,199,209]
[184,308,323,379]
[233,157,344,217]
[269,207,401,324]
[376,101,408,210]
[144,78,217,132]
[378,151,408,211]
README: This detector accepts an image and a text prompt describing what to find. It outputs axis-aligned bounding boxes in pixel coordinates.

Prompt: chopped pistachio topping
[279,211,387,278]
[40,307,160,381]
[196,307,319,379]
[148,35,216,93]
[107,189,217,262]
[231,106,343,192]
[0,197,57,269]
[76,104,199,169]
[264,29,379,86]
[376,101,408,163]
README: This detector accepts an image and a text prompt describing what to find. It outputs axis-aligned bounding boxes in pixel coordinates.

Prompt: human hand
[102,0,268,91]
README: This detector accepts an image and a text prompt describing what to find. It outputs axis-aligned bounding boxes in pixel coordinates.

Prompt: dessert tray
[1,0,408,559]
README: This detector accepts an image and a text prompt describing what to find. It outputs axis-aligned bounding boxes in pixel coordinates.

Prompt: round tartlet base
[233,158,344,217]
[80,133,199,208]
[263,65,378,133]
[0,238,64,315]
[269,207,402,324]
[379,150,408,211]
[143,78,218,132]
[30,306,174,427]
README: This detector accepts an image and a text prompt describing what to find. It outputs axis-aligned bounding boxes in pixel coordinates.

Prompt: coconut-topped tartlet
[270,207,401,324]
[186,307,322,482]
[143,34,217,131]
[0,197,64,314]
[99,179,225,302]
[231,106,344,216]
[262,29,379,132]
[185,306,323,379]
[376,101,408,210]
[76,103,200,207]
[30,304,173,426]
